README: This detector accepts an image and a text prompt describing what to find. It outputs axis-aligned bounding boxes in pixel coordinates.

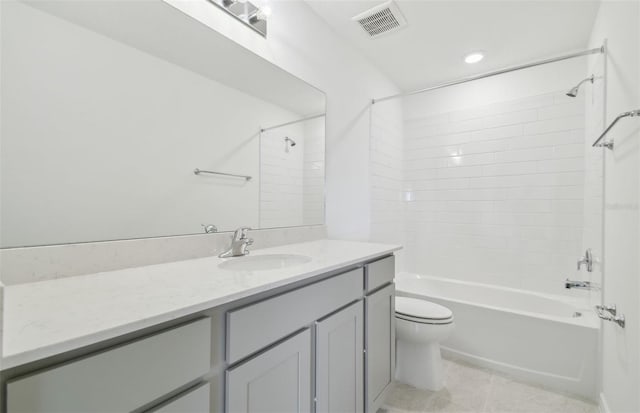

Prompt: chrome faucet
[577,248,594,272]
[565,278,599,290]
[219,227,253,258]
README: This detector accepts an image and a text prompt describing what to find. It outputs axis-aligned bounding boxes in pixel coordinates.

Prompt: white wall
[165,0,400,241]
[1,1,309,247]
[588,1,640,412]
[370,100,405,269]
[302,118,325,226]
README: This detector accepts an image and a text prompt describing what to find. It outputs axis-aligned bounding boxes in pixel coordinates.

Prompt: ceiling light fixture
[464,52,484,64]
[215,0,268,36]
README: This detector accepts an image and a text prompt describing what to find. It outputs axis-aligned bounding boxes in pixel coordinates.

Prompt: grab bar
[592,109,640,150]
[595,304,625,328]
[194,168,252,181]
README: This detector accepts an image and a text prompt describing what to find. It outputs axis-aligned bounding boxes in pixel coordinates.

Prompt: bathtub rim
[395,272,600,329]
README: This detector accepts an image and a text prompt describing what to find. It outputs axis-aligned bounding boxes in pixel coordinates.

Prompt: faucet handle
[233,227,252,240]
[201,224,218,234]
[244,238,254,254]
[577,248,594,272]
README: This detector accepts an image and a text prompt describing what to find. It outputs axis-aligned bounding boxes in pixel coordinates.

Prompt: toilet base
[395,339,445,391]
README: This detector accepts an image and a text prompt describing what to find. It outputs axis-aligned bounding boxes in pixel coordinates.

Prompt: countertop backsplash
[0,225,327,285]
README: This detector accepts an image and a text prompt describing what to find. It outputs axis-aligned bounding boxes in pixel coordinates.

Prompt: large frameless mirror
[0,0,326,248]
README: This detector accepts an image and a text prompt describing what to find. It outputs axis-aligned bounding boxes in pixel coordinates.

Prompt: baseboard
[599,392,611,413]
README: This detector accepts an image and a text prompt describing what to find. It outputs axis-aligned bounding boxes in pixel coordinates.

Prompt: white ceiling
[306,0,601,93]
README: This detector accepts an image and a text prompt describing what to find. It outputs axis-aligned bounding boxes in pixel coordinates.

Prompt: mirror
[0,0,326,248]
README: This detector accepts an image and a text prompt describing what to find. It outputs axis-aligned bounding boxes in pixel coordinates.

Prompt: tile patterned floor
[380,358,598,413]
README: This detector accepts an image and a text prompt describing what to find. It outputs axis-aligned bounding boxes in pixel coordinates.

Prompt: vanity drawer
[226,268,363,363]
[365,256,395,293]
[7,318,211,413]
[152,383,210,413]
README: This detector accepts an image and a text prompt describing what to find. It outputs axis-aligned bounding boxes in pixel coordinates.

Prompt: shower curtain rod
[372,45,605,104]
[260,113,326,132]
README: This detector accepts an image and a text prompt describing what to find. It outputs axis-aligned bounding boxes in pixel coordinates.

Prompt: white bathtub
[395,273,599,400]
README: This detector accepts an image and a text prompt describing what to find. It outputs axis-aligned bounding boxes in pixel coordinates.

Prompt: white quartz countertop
[2,239,400,370]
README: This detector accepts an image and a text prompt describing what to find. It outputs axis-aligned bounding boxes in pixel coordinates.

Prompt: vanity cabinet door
[365,283,395,413]
[226,329,311,413]
[316,301,364,413]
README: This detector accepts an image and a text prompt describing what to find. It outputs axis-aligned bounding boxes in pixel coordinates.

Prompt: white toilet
[395,296,454,391]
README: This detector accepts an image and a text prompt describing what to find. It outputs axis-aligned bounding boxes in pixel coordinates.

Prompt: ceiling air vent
[352,0,407,38]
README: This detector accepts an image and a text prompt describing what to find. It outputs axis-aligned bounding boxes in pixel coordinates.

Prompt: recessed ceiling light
[464,52,484,64]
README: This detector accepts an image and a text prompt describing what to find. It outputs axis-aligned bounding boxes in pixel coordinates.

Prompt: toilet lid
[395,297,453,320]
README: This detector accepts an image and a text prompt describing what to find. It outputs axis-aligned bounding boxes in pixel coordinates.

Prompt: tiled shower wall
[260,123,306,228]
[402,92,588,294]
[260,118,325,228]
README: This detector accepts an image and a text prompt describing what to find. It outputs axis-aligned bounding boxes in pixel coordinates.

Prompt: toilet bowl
[395,296,454,391]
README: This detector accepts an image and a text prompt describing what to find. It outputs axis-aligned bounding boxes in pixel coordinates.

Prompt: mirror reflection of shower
[566,74,595,97]
[284,136,297,153]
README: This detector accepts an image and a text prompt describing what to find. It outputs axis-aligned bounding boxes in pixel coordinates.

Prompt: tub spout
[565,278,599,290]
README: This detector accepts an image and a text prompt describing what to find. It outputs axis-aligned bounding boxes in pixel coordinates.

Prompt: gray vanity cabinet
[3,254,397,413]
[364,257,396,413]
[316,300,364,413]
[6,318,211,413]
[226,329,312,412]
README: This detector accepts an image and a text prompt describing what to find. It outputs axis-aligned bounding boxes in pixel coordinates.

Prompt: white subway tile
[508,129,584,149]
[482,161,539,176]
[482,109,538,129]
[494,147,554,163]
[405,145,460,160]
[523,116,584,135]
[553,143,584,158]
[552,200,584,213]
[494,199,552,213]
[407,131,474,148]
[471,124,523,141]
[446,200,494,212]
[437,165,484,179]
[538,101,585,120]
[459,140,509,156]
[405,158,448,170]
[537,157,584,173]
[446,153,495,167]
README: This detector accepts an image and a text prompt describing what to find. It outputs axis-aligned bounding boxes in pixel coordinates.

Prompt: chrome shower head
[284,137,296,153]
[566,75,594,97]
[566,86,580,98]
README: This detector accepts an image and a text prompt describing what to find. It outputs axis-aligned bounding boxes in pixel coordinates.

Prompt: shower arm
[592,109,640,150]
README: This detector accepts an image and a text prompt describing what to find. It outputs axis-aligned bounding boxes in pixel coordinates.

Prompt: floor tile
[383,359,598,413]
[440,360,492,411]
[484,375,569,413]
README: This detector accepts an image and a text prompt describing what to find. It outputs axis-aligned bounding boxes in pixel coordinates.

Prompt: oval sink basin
[218,254,312,271]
